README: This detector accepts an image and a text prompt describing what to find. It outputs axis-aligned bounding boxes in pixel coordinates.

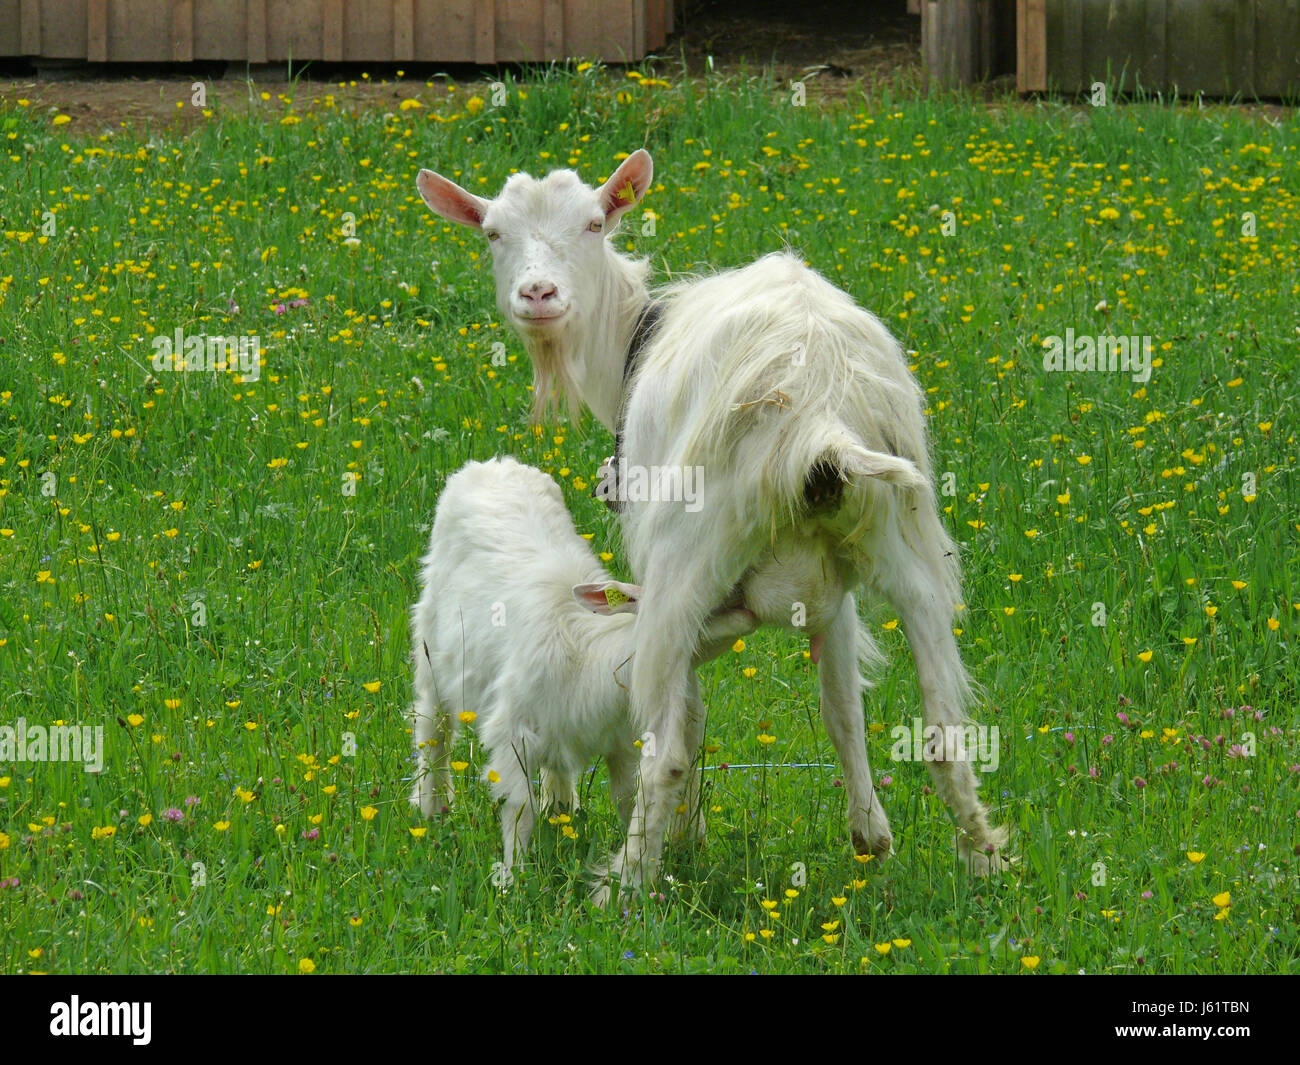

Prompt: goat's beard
[523,332,582,426]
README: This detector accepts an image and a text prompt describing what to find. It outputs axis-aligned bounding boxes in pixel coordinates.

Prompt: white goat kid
[416,151,1008,899]
[408,455,754,877]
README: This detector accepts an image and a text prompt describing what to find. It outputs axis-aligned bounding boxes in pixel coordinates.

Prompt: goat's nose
[519,281,558,304]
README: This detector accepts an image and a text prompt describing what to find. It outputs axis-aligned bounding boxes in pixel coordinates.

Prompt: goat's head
[416,150,652,335]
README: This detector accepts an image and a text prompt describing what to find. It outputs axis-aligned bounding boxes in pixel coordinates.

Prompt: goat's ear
[597,149,653,225]
[572,581,641,615]
[416,169,488,230]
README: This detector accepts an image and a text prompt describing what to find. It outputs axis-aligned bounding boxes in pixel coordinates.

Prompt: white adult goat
[408,455,755,876]
[416,150,1008,898]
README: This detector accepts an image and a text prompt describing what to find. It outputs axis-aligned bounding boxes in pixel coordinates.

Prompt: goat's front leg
[494,740,537,881]
[818,593,893,859]
[598,545,741,903]
[605,744,638,830]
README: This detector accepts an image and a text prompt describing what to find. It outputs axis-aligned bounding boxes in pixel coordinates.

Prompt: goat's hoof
[852,828,893,860]
[668,812,707,844]
[957,839,1013,877]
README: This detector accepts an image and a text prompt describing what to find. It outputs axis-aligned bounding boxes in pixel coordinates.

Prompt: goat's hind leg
[819,593,893,859]
[878,544,1008,874]
[668,672,709,844]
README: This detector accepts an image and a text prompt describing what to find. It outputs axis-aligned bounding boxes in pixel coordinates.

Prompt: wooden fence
[1018,0,1300,97]
[0,0,672,64]
[916,0,1299,97]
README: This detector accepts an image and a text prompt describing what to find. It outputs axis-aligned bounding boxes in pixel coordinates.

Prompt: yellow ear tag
[604,587,630,608]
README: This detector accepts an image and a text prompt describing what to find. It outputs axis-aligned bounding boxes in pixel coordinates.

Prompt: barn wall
[0,0,670,63]
[1039,0,1300,97]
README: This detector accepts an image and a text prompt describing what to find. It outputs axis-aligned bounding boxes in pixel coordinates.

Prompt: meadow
[0,65,1297,974]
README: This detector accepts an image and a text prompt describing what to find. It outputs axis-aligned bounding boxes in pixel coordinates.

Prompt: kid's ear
[416,168,489,229]
[596,149,653,226]
[572,580,642,615]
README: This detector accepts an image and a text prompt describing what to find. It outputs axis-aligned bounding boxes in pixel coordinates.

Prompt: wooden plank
[173,0,193,61]
[924,0,994,86]
[645,0,662,49]
[633,0,646,59]
[542,0,564,57]
[87,0,106,61]
[344,0,390,61]
[247,0,267,62]
[0,1,22,55]
[1144,0,1167,93]
[1168,0,1232,96]
[322,0,342,60]
[496,0,544,60]
[1058,0,1083,92]
[415,0,472,61]
[1234,0,1256,97]
[20,0,40,54]
[1085,0,1144,95]
[475,0,494,63]
[393,0,414,61]
[1017,0,1046,90]
[1253,0,1300,97]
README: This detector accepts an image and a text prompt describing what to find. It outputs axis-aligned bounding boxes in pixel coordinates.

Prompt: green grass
[0,65,1297,974]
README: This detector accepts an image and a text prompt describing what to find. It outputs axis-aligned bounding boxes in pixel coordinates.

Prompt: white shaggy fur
[417,150,1008,901]
[408,456,755,876]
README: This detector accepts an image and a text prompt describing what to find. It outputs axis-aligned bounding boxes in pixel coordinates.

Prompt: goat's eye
[484,229,500,242]
[587,220,604,233]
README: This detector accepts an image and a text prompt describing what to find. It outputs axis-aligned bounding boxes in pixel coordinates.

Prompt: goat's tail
[785,424,927,521]
[816,427,928,491]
